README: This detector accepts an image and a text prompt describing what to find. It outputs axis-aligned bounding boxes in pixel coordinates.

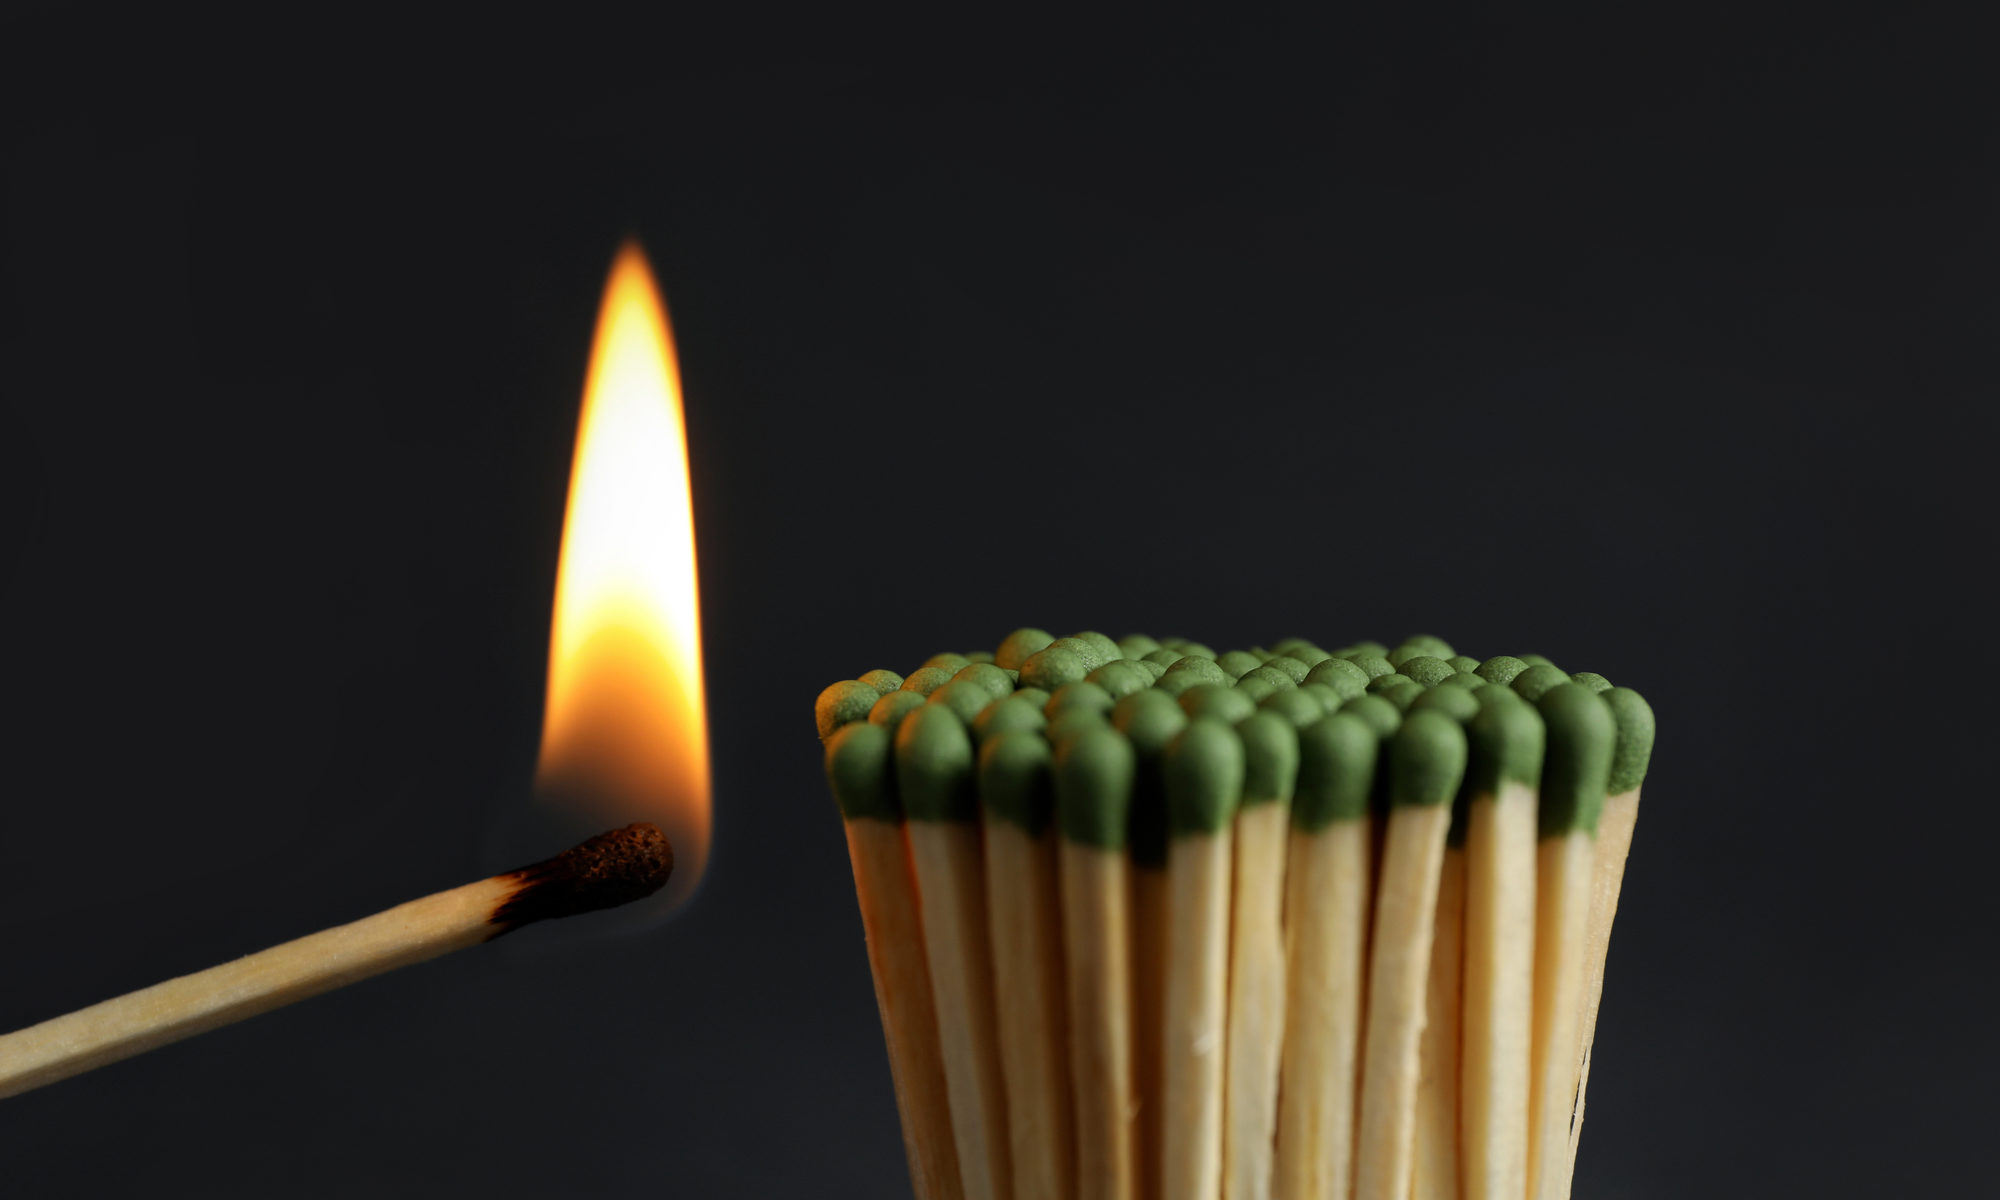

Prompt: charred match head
[489,822,675,935]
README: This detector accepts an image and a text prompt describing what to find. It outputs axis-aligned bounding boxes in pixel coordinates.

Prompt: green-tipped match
[1298,683,1345,715]
[1241,664,1299,694]
[1019,645,1090,692]
[981,728,1056,835]
[973,694,1048,742]
[857,669,904,694]
[1348,654,1396,679]
[1397,656,1457,687]
[816,680,881,741]
[1164,655,1234,688]
[1046,636,1108,671]
[1475,656,1529,686]
[869,690,927,733]
[1439,672,1488,691]
[1511,663,1572,703]
[995,627,1056,671]
[899,665,957,696]
[1389,635,1456,667]
[1293,713,1379,831]
[1369,675,1423,710]
[1518,654,1557,669]
[1390,709,1468,808]
[1468,686,1545,795]
[1180,682,1257,725]
[1143,646,1184,667]
[1238,711,1300,807]
[953,662,1016,702]
[1216,650,1263,679]
[1304,657,1368,700]
[1086,659,1154,700]
[1070,631,1123,664]
[895,703,977,823]
[1117,633,1163,659]
[1047,706,1113,746]
[1537,683,1616,837]
[1047,680,1116,720]
[1603,687,1656,794]
[1233,673,1278,702]
[1569,671,1613,694]
[1409,684,1480,724]
[826,721,899,823]
[1054,724,1137,849]
[923,651,972,673]
[1446,656,1481,674]
[1258,688,1324,729]
[1340,694,1404,739]
[1165,717,1245,836]
[926,678,996,726]
[1112,688,1191,756]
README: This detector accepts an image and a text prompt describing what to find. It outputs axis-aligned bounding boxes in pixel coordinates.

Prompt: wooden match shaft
[1411,846,1466,1200]
[0,824,672,1101]
[1223,712,1296,1200]
[1562,786,1641,1188]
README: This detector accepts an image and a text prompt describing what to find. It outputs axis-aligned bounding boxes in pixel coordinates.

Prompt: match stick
[0,823,672,1102]
[1274,708,1379,1200]
[1225,711,1299,1200]
[898,702,1015,1200]
[1054,720,1142,1200]
[1406,682,1481,1200]
[1161,716,1244,1200]
[978,725,1077,1200]
[825,718,965,1200]
[1522,684,1616,1200]
[1563,685,1655,1188]
[1354,708,1468,1200]
[1460,684,1546,1200]
[1112,685,1191,1200]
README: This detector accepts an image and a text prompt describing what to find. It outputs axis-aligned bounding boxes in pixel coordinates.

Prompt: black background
[2,7,1994,1197]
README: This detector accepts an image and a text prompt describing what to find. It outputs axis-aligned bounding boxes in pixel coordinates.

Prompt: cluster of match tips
[816,630,1655,1200]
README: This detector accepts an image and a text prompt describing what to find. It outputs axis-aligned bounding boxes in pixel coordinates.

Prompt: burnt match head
[489,823,675,935]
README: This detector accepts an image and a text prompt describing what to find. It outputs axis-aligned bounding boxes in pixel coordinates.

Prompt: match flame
[537,241,709,902]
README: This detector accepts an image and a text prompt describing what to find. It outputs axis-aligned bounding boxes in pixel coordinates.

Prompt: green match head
[1468,686,1545,794]
[1240,663,1299,694]
[1298,682,1346,715]
[1475,656,1529,686]
[1337,640,1389,659]
[816,679,881,741]
[1178,682,1257,725]
[953,661,1017,702]
[1215,649,1263,678]
[980,728,1056,835]
[899,665,957,696]
[1143,647,1184,667]
[1390,709,1469,808]
[1446,656,1481,674]
[994,627,1055,671]
[1293,712,1380,830]
[857,668,904,693]
[1304,657,1368,700]
[923,652,972,673]
[1069,631,1124,664]
[1053,723,1136,848]
[1397,655,1457,687]
[1046,680,1116,719]
[1165,717,1245,836]
[1510,663,1573,703]
[1018,645,1090,692]
[1409,684,1480,724]
[1603,687,1657,794]
[1238,711,1300,807]
[1176,641,1218,660]
[1134,658,1168,680]
[973,694,1048,742]
[1258,688,1325,729]
[868,690,927,733]
[1348,654,1397,679]
[1569,671,1613,694]
[964,650,996,664]
[1260,655,1310,683]
[1537,683,1616,837]
[1273,639,1333,666]
[1046,705,1114,746]
[926,678,997,726]
[1340,694,1404,739]
[1231,673,1278,702]
[824,721,899,823]
[1372,676,1422,711]
[1086,659,1155,701]
[1165,654,1233,684]
[1151,669,1212,698]
[1048,635,1109,671]
[1517,654,1557,669]
[1390,634,1456,665]
[894,703,977,823]
[1438,672,1488,690]
[1117,633,1163,659]
[1112,688,1191,757]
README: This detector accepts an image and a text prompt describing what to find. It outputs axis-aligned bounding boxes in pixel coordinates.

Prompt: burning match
[0,823,673,1100]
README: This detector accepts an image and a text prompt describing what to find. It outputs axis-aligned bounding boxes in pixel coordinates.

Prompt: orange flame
[537,240,710,901]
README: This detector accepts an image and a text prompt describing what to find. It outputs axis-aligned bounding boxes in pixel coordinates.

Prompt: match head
[898,665,957,696]
[1537,682,1617,836]
[1408,683,1480,724]
[1117,633,1163,658]
[1165,717,1246,836]
[1111,687,1191,757]
[1046,680,1117,720]
[1396,655,1456,687]
[1179,682,1257,725]
[974,694,1049,742]
[1085,659,1154,700]
[1391,634,1457,664]
[995,626,1056,670]
[923,651,973,673]
[1257,687,1325,729]
[1304,656,1368,700]
[1216,649,1264,679]
[815,679,881,741]
[1019,644,1090,692]
[1054,723,1138,849]
[927,677,997,726]
[1468,686,1546,795]
[1510,663,1573,703]
[1390,709,1469,808]
[895,703,979,822]
[824,720,899,821]
[1069,630,1124,664]
[857,668,904,693]
[1603,686,1657,793]
[1569,671,1614,694]
[953,661,1017,702]
[1293,712,1380,831]
[1348,654,1397,680]
[1238,711,1301,806]
[980,728,1057,835]
[1240,663,1300,694]
[1475,655,1530,686]
[491,823,676,934]
[1047,635,1110,670]
[867,689,926,733]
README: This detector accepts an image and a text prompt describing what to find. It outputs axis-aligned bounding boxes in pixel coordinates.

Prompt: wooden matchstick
[1354,708,1467,1200]
[0,823,672,1102]
[1521,684,1616,1200]
[979,725,1077,1200]
[1563,686,1655,1190]
[898,703,1015,1200]
[1275,707,1379,1200]
[825,718,965,1200]
[1054,720,1142,1200]
[1460,684,1546,1200]
[1161,716,1243,1200]
[1225,711,1299,1200]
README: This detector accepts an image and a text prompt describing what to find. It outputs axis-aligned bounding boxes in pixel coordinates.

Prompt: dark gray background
[2,8,1993,1196]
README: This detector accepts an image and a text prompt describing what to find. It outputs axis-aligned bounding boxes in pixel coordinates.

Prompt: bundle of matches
[815,631,1654,1200]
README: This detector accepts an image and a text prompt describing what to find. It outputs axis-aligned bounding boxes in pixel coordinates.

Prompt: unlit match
[0,823,673,1101]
